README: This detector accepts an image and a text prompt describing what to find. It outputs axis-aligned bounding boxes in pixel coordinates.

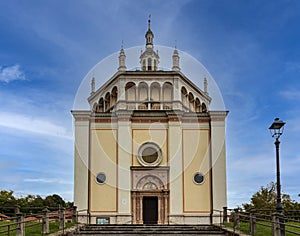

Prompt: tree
[242,182,300,213]
[0,190,73,214]
[45,194,65,208]
[0,190,17,205]
[0,190,17,214]
[31,195,44,208]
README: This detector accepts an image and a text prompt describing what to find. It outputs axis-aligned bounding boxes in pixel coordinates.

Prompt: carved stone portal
[131,167,169,224]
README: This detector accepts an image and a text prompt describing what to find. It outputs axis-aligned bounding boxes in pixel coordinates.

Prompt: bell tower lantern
[140,16,160,71]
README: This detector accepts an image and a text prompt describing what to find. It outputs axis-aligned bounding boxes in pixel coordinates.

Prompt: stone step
[77,232,226,235]
[76,224,228,235]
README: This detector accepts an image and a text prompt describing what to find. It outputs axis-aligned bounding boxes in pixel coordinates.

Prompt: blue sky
[0,0,300,208]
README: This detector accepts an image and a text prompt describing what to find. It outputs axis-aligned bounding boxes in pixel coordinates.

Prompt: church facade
[72,20,228,225]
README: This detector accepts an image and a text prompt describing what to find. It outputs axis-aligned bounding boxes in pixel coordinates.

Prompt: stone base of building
[82,214,132,224]
[78,213,217,225]
[111,215,132,224]
[168,214,211,225]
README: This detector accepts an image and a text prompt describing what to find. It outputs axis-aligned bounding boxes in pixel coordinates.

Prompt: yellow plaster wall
[182,129,211,212]
[90,129,117,212]
[132,129,168,166]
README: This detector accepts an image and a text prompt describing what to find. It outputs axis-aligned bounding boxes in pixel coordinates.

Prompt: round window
[138,142,162,167]
[193,173,204,184]
[96,173,106,184]
[142,147,158,163]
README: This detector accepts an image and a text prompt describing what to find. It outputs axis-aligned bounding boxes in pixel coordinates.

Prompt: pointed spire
[172,44,180,71]
[145,14,154,48]
[118,42,126,71]
[91,76,95,95]
[204,76,208,95]
[148,14,151,30]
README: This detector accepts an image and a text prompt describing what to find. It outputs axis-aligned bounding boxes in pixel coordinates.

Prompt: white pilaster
[210,111,228,211]
[117,114,132,215]
[72,111,90,212]
[168,118,183,216]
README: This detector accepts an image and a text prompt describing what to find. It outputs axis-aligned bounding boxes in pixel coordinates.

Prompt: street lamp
[269,117,286,236]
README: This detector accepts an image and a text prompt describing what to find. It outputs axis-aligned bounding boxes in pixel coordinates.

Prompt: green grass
[225,221,300,236]
[285,221,300,235]
[0,220,75,235]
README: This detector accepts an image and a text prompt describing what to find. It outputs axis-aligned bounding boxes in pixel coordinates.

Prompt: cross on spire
[148,14,151,29]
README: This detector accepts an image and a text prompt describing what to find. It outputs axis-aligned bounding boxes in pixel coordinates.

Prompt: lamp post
[269,117,286,236]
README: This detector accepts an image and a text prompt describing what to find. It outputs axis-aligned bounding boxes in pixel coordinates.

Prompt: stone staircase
[75,224,234,235]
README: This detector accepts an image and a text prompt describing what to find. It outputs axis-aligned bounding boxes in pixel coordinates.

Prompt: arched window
[150,82,160,101]
[93,103,98,112]
[188,93,194,111]
[163,82,173,101]
[138,82,148,101]
[181,87,188,107]
[98,98,104,112]
[142,59,146,71]
[125,82,136,101]
[105,92,111,111]
[202,103,207,113]
[111,86,118,107]
[148,58,152,70]
[195,98,201,112]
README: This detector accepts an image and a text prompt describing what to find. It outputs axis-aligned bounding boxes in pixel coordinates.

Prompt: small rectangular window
[96,217,109,224]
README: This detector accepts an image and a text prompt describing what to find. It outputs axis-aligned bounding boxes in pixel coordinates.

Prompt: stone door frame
[132,190,169,224]
[131,166,169,224]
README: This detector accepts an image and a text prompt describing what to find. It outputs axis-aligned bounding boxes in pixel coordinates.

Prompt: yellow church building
[72,19,228,225]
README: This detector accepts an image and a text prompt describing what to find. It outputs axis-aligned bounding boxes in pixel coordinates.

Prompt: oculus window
[193,172,204,185]
[96,172,106,184]
[138,142,162,167]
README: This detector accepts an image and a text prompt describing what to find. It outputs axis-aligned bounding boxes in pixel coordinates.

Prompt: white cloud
[0,64,26,83]
[0,112,72,139]
[285,61,300,74]
[24,178,72,185]
[280,90,300,101]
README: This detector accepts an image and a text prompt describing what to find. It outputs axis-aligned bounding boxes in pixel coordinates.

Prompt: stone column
[59,208,65,230]
[157,195,162,224]
[233,209,240,228]
[132,192,136,224]
[272,213,285,236]
[15,205,20,216]
[139,196,143,224]
[160,84,163,110]
[148,84,151,101]
[135,85,138,108]
[72,206,78,223]
[250,209,256,235]
[15,213,24,236]
[42,207,49,234]
[136,193,142,224]
[164,191,169,224]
